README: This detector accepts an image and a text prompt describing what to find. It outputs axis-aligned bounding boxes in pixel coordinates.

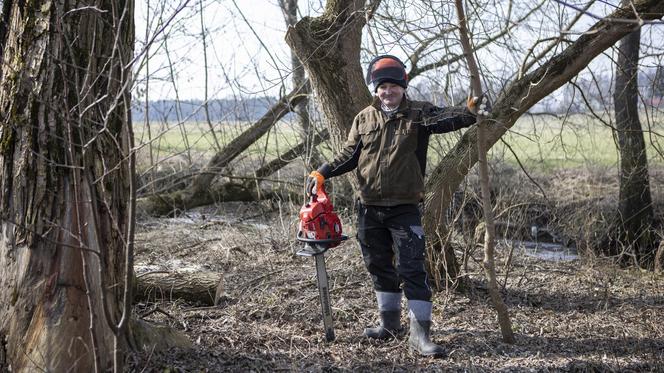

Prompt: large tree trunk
[424,0,664,274]
[0,1,135,371]
[285,0,373,144]
[612,22,654,265]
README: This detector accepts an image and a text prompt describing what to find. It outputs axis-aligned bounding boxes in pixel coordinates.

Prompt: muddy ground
[128,197,664,372]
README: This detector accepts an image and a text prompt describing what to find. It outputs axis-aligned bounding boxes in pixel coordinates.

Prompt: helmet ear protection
[365,55,409,86]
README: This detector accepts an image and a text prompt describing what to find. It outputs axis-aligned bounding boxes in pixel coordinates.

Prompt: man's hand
[306,171,325,196]
[467,95,491,116]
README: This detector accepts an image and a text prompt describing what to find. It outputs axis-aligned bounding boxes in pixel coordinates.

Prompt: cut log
[135,269,223,306]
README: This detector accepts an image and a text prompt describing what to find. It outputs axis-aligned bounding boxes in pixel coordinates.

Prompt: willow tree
[285,0,373,142]
[0,1,135,371]
[423,0,664,279]
[285,0,664,287]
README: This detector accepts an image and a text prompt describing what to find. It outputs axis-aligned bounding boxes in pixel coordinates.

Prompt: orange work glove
[306,171,325,196]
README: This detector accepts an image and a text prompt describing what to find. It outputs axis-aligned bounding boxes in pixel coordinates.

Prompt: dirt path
[130,202,664,372]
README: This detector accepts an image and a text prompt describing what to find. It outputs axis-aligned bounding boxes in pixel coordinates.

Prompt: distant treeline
[132,97,288,123]
[134,66,664,123]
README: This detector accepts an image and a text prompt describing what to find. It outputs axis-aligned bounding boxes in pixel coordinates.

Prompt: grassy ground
[494,113,664,171]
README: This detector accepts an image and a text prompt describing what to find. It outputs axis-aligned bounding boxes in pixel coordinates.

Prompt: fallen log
[139,83,309,217]
[134,269,224,306]
[137,181,256,217]
[188,83,309,197]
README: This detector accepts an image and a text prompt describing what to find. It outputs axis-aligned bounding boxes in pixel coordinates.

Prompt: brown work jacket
[320,96,476,206]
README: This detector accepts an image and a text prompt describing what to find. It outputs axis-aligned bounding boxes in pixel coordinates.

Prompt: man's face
[376,82,405,108]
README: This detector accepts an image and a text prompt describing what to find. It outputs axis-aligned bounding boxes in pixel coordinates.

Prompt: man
[306,55,487,357]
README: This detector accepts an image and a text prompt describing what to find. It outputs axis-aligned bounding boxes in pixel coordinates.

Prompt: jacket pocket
[391,152,424,199]
[357,121,380,137]
[357,121,381,194]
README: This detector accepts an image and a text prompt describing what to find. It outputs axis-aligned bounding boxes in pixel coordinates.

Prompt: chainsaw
[296,183,347,342]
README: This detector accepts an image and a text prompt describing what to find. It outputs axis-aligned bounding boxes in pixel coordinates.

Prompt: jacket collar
[371,95,411,118]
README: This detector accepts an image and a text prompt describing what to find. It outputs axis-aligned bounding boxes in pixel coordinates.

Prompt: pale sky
[134,0,323,101]
[133,0,663,104]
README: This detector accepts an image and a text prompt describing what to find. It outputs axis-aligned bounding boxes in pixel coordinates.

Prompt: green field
[494,113,664,171]
[133,119,304,170]
[133,112,664,173]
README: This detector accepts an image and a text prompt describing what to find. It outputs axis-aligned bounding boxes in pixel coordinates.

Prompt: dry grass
[129,168,664,372]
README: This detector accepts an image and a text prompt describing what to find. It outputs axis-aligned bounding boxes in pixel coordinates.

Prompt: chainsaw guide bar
[296,185,347,342]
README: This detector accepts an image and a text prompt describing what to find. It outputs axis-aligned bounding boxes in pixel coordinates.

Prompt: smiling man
[306,55,487,357]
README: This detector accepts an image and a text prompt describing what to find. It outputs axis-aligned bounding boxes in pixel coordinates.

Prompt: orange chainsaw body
[297,185,344,248]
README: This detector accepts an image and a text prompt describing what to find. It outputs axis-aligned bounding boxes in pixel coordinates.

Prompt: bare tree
[284,0,664,287]
[423,0,664,284]
[454,0,514,344]
[611,7,655,266]
[286,0,375,145]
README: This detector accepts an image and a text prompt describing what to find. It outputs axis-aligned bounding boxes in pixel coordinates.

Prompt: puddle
[501,239,578,261]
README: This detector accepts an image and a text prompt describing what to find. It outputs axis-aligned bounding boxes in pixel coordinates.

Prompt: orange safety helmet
[365,55,408,91]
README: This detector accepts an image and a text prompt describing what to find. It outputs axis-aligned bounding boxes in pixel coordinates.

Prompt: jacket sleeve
[317,116,362,179]
[420,104,476,134]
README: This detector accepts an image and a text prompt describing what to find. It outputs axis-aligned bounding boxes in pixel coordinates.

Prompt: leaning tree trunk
[612,22,654,266]
[0,1,135,371]
[424,0,664,278]
[141,84,309,216]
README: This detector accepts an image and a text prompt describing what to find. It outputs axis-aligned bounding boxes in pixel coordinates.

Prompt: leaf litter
[129,198,664,372]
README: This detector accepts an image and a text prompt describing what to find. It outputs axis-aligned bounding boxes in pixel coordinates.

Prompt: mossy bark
[0,1,136,371]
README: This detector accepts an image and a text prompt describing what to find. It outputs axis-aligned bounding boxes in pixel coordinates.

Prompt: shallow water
[501,239,579,261]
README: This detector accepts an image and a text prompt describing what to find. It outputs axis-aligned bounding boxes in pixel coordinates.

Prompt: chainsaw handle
[308,181,328,202]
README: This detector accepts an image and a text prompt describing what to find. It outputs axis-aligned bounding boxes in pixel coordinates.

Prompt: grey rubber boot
[408,300,446,357]
[364,291,402,339]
